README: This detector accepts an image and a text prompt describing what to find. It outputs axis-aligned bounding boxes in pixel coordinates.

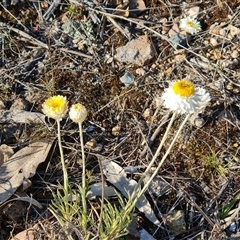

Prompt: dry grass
[0,0,240,239]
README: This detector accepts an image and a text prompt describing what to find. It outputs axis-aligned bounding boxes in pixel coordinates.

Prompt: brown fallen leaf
[0,138,55,204]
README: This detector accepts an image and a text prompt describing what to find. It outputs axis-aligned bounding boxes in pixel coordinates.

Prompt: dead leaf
[102,160,161,226]
[0,138,55,204]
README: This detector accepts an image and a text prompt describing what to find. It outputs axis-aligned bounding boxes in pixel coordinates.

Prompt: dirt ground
[0,0,240,239]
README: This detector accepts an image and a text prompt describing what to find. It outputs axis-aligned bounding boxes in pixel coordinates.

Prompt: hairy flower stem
[132,113,190,207]
[78,122,88,230]
[57,120,69,193]
[132,112,176,197]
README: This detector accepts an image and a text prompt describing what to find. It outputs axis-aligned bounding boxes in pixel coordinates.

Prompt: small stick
[43,0,62,22]
[140,112,171,158]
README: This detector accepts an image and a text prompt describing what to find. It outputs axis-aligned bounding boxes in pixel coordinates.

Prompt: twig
[1,23,48,49]
[140,112,172,158]
[59,48,93,59]
[43,0,62,22]
[181,186,215,228]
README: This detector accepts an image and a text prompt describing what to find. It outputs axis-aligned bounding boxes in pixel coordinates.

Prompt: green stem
[78,122,87,229]
[57,120,68,192]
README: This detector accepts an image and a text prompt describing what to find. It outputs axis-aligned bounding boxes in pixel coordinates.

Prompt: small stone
[142,108,153,120]
[231,50,239,59]
[120,72,135,87]
[170,34,186,49]
[210,38,218,47]
[233,88,240,94]
[174,49,187,63]
[85,139,96,148]
[219,28,226,36]
[194,117,205,128]
[226,82,233,90]
[209,24,220,35]
[129,0,146,15]
[135,68,146,76]
[189,114,205,127]
[85,139,103,152]
[229,25,240,37]
[188,6,201,18]
[233,143,239,148]
[112,125,120,136]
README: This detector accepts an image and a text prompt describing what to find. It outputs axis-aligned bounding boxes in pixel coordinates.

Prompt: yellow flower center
[187,21,194,27]
[47,96,65,112]
[73,103,82,111]
[173,80,195,97]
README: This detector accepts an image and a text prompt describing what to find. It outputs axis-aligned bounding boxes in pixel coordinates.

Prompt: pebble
[219,28,226,36]
[229,24,240,37]
[210,38,218,47]
[189,114,205,128]
[112,125,121,136]
[142,108,153,120]
[231,50,239,59]
[120,72,135,87]
[170,34,186,49]
[135,68,146,76]
[85,139,103,152]
[174,49,187,63]
[188,6,201,18]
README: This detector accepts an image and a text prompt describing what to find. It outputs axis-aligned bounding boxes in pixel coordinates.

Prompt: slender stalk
[57,120,68,192]
[133,114,191,205]
[78,122,87,230]
[144,111,177,174]
[96,157,105,237]
[132,112,177,198]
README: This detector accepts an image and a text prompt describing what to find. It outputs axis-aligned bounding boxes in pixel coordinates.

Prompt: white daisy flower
[42,95,68,121]
[161,79,210,114]
[179,16,201,34]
